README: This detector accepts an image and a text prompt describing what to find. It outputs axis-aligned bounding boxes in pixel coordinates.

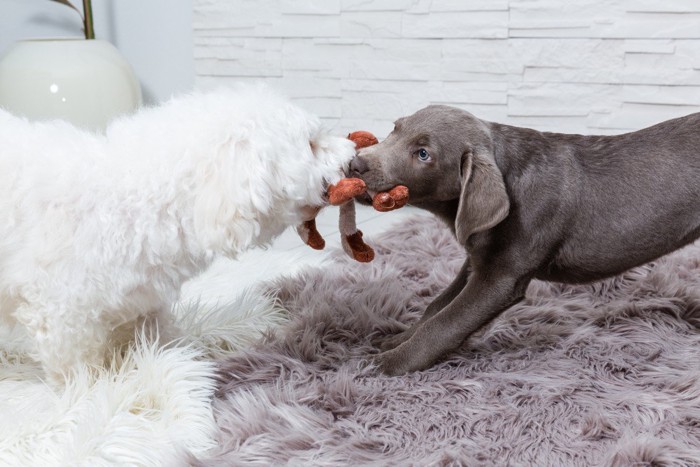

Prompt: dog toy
[296,132,376,262]
[346,131,409,213]
[297,131,409,262]
[372,185,409,212]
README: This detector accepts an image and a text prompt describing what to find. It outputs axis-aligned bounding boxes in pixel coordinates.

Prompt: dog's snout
[349,156,370,176]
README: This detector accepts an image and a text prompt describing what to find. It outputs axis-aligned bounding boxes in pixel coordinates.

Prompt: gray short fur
[350,106,700,375]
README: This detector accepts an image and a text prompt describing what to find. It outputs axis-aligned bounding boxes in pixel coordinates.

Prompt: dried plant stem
[82,0,95,39]
[48,0,95,39]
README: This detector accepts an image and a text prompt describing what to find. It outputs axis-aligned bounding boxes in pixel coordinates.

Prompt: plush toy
[372,185,409,212]
[297,131,409,262]
[346,131,409,213]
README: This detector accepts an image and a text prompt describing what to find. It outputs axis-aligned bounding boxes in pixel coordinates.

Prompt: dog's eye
[417,148,431,162]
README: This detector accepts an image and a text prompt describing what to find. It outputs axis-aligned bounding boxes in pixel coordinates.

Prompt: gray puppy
[350,105,700,376]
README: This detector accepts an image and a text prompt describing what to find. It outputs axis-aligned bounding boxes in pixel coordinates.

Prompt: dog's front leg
[15,302,110,385]
[380,259,471,351]
[375,270,529,376]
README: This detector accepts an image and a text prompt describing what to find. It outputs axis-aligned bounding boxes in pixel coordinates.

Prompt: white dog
[0,84,355,382]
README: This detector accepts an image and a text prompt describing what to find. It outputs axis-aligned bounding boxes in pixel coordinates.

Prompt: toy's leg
[297,219,326,250]
[339,201,374,263]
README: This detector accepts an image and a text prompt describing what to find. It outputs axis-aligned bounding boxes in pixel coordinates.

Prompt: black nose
[349,156,370,176]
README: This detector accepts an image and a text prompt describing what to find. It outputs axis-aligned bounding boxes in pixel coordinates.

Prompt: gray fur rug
[199,216,700,466]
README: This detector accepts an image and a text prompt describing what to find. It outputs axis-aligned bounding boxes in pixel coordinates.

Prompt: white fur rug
[0,247,321,466]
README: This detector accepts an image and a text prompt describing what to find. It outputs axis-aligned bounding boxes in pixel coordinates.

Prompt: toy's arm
[329,178,375,262]
[372,185,409,212]
[339,201,374,262]
[328,178,367,205]
[297,219,325,250]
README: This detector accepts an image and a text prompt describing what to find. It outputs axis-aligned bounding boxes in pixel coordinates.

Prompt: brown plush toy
[297,131,409,262]
[347,131,409,213]
[372,185,409,212]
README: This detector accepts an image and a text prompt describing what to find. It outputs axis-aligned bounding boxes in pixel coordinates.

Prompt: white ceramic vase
[0,38,142,132]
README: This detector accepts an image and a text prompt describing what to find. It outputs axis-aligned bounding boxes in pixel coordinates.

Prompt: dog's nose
[349,156,370,176]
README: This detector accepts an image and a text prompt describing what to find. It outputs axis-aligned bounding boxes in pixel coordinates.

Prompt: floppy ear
[192,135,261,254]
[455,149,510,246]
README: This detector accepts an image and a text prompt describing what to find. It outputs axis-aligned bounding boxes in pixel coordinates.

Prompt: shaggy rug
[0,248,316,466]
[201,216,700,466]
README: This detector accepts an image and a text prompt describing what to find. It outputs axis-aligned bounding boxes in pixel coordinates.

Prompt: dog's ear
[192,136,259,254]
[455,148,510,246]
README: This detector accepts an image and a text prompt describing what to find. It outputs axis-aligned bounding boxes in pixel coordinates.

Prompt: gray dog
[350,105,700,376]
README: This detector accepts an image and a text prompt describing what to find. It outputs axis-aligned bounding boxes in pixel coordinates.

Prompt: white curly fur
[0,83,355,382]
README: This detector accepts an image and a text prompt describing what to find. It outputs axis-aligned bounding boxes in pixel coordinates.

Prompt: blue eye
[417,148,431,162]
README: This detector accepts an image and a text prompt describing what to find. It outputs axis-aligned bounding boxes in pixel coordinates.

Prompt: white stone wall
[193,0,700,137]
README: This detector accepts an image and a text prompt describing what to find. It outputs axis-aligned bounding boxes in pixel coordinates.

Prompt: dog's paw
[374,348,411,376]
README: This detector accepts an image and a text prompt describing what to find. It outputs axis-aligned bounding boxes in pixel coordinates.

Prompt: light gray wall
[193,0,700,137]
[0,0,195,104]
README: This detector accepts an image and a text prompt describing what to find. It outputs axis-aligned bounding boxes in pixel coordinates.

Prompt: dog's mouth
[356,191,373,205]
[356,181,407,206]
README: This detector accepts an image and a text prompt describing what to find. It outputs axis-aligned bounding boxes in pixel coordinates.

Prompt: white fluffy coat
[0,84,355,381]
